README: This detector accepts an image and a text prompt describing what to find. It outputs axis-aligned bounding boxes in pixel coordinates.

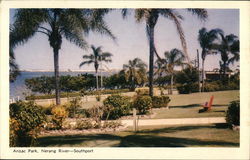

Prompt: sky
[10,9,239,72]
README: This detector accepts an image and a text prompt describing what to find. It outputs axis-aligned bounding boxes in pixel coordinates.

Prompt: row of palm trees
[198,27,239,91]
[12,8,236,105]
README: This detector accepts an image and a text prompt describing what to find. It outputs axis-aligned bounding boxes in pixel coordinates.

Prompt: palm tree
[79,45,112,90]
[122,9,208,96]
[9,25,21,82]
[161,49,185,94]
[215,33,239,77]
[198,27,223,92]
[11,9,115,104]
[123,58,147,91]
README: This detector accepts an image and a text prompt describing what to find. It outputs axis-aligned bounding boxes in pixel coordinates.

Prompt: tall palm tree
[161,49,185,94]
[123,58,147,91]
[122,9,208,96]
[198,27,223,92]
[215,33,239,77]
[79,45,112,90]
[11,9,115,104]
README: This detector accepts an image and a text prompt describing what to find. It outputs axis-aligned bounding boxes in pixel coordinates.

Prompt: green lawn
[37,123,239,147]
[150,90,239,119]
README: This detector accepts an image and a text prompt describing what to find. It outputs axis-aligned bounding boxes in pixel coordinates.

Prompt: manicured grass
[150,90,239,119]
[37,123,239,147]
[168,90,239,107]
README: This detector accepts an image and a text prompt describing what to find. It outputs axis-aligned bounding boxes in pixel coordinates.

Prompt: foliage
[66,97,82,118]
[102,121,122,128]
[79,45,113,90]
[75,119,93,130]
[51,105,68,129]
[9,101,46,147]
[25,74,96,94]
[103,95,132,120]
[176,67,199,85]
[152,96,171,108]
[133,96,152,114]
[85,105,104,123]
[213,33,239,76]
[25,88,130,100]
[226,100,240,127]
[204,79,239,92]
[135,87,150,96]
[123,58,147,91]
[104,70,129,89]
[177,83,199,94]
[175,66,199,94]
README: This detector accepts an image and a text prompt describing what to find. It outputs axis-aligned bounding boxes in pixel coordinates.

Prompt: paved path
[120,117,226,126]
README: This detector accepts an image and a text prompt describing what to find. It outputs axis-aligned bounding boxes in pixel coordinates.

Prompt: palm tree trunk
[201,58,205,92]
[148,25,155,97]
[96,70,99,91]
[53,48,60,105]
[100,62,103,89]
[170,74,173,95]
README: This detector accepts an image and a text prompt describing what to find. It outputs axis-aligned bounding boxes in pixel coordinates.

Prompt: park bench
[199,95,214,113]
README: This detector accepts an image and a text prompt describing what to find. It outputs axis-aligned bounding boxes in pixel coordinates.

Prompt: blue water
[10,71,112,100]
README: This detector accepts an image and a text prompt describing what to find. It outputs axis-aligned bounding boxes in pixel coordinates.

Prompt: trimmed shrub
[226,100,240,127]
[25,89,130,100]
[51,105,68,129]
[103,95,131,120]
[9,101,46,147]
[133,96,152,114]
[152,96,171,108]
[176,83,199,94]
[102,121,122,129]
[135,88,149,95]
[75,119,93,130]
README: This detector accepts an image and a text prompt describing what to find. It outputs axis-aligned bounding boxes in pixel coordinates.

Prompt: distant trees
[79,45,113,90]
[198,27,223,91]
[25,74,96,94]
[215,33,239,77]
[157,49,185,94]
[123,58,147,91]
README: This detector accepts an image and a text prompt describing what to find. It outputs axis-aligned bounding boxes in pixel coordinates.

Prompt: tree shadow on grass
[170,104,201,109]
[136,124,229,134]
[37,134,121,147]
[37,124,237,147]
[119,134,239,147]
[170,104,228,109]
[37,132,238,147]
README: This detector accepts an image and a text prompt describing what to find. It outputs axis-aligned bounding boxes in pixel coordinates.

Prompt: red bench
[203,95,214,111]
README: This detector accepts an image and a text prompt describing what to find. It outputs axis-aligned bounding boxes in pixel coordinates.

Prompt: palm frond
[89,9,116,41]
[79,60,94,67]
[165,10,189,62]
[187,9,208,21]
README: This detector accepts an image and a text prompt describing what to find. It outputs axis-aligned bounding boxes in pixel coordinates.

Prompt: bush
[66,97,82,118]
[75,119,93,130]
[152,96,171,108]
[226,100,240,127]
[204,81,221,92]
[103,95,131,120]
[135,88,149,95]
[51,105,68,129]
[133,96,152,114]
[176,83,199,94]
[102,121,122,129]
[9,101,46,147]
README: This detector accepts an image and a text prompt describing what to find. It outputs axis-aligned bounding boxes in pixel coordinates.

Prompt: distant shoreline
[19,69,120,73]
